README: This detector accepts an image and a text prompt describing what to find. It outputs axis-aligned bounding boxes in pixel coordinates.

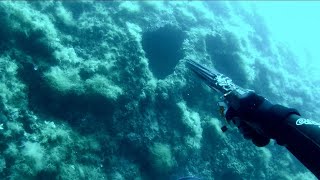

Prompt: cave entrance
[142,25,185,79]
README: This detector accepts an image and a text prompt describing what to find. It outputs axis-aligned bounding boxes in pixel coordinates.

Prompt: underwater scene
[0,1,319,180]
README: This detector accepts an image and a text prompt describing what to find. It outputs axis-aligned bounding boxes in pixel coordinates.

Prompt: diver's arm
[185,60,320,177]
[226,93,320,178]
[280,114,320,178]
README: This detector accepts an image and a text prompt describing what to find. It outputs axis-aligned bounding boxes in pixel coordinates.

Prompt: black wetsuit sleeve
[257,103,320,178]
[280,114,320,178]
[225,92,320,177]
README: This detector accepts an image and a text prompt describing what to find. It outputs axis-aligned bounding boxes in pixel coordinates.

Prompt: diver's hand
[225,92,300,146]
[231,116,270,147]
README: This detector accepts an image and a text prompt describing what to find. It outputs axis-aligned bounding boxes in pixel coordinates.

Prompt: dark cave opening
[142,25,185,79]
[205,33,247,86]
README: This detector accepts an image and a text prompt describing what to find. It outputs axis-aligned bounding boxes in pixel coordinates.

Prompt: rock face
[0,1,316,180]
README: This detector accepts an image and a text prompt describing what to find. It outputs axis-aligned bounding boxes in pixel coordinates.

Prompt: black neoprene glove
[225,92,300,147]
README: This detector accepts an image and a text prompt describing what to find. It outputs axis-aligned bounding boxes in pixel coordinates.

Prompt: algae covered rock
[148,142,176,174]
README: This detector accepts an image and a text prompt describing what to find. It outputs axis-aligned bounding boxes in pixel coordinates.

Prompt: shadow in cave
[142,25,185,79]
[205,33,248,86]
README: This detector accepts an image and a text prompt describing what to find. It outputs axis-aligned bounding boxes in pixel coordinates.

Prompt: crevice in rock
[17,61,115,134]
